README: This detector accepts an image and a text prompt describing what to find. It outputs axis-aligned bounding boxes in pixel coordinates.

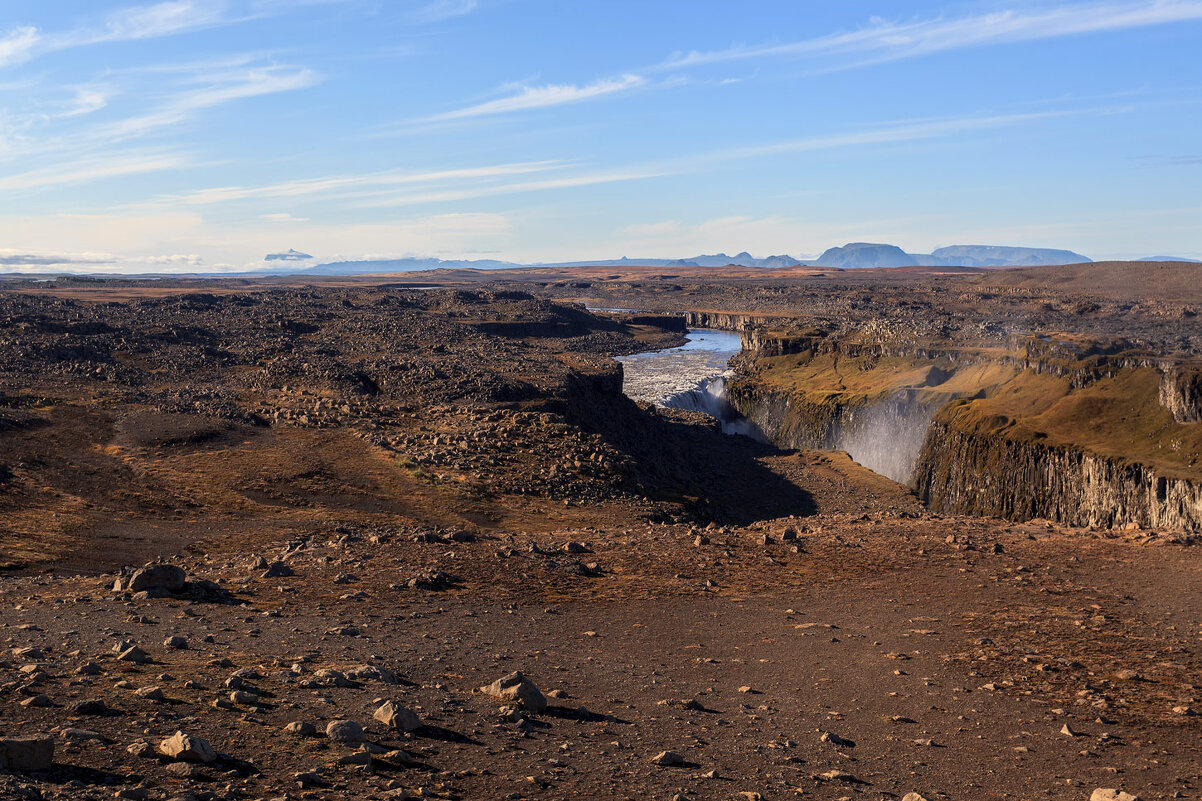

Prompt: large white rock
[373,701,422,732]
[158,731,217,764]
[480,671,547,713]
[325,720,366,744]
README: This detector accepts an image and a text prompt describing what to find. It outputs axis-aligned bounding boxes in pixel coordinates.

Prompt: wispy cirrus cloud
[411,0,479,23]
[91,0,230,43]
[0,27,39,68]
[0,0,347,69]
[0,150,192,192]
[175,160,563,204]
[115,102,1125,215]
[658,0,1202,72]
[420,74,646,122]
[98,63,319,141]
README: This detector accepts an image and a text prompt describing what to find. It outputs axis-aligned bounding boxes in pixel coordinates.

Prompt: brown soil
[0,277,1197,801]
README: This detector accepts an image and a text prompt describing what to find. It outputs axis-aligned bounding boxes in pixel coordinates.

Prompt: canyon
[0,263,1199,801]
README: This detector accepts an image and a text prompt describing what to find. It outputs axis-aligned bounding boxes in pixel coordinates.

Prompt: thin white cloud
[0,151,192,192]
[704,110,1079,163]
[93,1,229,43]
[659,1,1202,71]
[365,105,1118,208]
[0,27,39,68]
[0,0,337,69]
[354,168,667,208]
[59,88,111,118]
[421,74,646,122]
[98,64,319,141]
[411,0,479,23]
[176,160,563,204]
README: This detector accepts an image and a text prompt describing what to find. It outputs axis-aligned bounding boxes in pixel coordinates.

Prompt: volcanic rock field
[0,263,1199,801]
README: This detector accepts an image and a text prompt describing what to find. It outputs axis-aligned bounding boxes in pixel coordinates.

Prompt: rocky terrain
[472,261,1202,532]
[0,270,1199,800]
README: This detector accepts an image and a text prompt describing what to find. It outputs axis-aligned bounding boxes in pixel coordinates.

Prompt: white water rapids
[617,328,937,482]
[617,329,765,439]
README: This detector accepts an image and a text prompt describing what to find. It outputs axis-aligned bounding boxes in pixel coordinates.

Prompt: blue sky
[1,0,1201,272]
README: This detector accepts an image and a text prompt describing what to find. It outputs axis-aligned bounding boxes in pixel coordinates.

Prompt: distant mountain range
[277,243,1102,274]
[811,243,1093,269]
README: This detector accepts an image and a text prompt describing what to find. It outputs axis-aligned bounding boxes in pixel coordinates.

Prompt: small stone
[127,740,153,757]
[651,750,686,766]
[158,731,217,764]
[262,561,294,578]
[820,731,855,748]
[902,794,930,801]
[374,701,422,732]
[1061,723,1080,737]
[117,646,149,664]
[136,686,165,702]
[283,721,315,736]
[163,636,188,649]
[1090,791,1140,801]
[19,694,52,708]
[480,671,547,713]
[325,720,366,744]
[230,690,257,705]
[73,699,109,715]
[164,761,202,778]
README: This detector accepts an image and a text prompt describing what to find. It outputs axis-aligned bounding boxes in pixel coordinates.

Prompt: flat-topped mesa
[1160,366,1202,423]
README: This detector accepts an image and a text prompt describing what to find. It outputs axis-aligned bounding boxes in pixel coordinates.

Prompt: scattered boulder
[135,686,165,702]
[325,720,366,744]
[0,736,54,771]
[374,701,422,732]
[122,564,186,594]
[158,731,217,764]
[262,561,294,578]
[165,761,204,778]
[1091,791,1140,801]
[480,671,547,713]
[163,636,188,649]
[116,645,150,664]
[127,740,153,757]
[283,721,315,737]
[72,699,110,716]
[651,750,686,767]
[820,731,855,748]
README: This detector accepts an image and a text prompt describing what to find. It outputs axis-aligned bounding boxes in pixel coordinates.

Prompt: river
[616,329,764,439]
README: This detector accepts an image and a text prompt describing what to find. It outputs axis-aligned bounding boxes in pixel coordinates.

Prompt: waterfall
[663,375,767,441]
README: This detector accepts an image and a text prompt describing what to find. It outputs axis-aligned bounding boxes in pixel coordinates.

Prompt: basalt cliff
[722,328,1202,531]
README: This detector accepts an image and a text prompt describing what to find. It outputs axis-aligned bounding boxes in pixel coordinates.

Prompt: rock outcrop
[1160,366,1202,423]
[914,421,1202,532]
